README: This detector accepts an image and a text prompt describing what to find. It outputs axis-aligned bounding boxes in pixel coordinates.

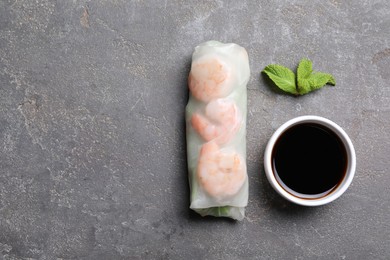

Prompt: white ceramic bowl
[264,115,356,206]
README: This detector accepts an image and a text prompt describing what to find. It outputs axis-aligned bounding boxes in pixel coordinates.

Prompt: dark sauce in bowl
[272,123,348,198]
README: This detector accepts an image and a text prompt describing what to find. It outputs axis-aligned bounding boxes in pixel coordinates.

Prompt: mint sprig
[262,58,336,95]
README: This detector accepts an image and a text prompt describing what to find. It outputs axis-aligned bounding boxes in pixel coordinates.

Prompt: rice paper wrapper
[186,41,249,220]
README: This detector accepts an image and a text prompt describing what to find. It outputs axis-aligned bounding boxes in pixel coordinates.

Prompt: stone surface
[0,0,389,259]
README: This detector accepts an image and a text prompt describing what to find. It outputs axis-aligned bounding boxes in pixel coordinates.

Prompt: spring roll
[186,41,250,220]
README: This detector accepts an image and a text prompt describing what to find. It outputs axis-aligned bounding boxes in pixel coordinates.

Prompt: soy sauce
[272,123,347,197]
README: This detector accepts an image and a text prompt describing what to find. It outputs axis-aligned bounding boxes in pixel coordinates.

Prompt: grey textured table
[1,1,389,259]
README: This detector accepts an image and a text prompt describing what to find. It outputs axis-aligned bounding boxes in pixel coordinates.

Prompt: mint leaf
[262,64,298,95]
[308,72,336,89]
[297,58,313,94]
[297,58,336,95]
[297,58,313,80]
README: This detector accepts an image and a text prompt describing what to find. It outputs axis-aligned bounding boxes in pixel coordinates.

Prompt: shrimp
[191,99,241,144]
[197,141,246,198]
[188,56,234,102]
